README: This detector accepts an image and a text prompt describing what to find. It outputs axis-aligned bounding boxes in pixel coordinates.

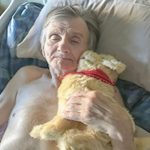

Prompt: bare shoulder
[15,66,49,81]
[18,65,48,72]
[0,66,50,125]
[16,65,49,78]
[1,66,50,97]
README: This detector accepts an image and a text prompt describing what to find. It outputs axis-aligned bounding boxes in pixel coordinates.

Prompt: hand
[61,90,135,150]
[62,90,131,132]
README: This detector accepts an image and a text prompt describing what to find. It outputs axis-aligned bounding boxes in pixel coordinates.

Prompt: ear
[102,56,126,74]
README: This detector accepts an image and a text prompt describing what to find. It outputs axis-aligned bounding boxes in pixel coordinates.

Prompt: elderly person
[0,6,135,150]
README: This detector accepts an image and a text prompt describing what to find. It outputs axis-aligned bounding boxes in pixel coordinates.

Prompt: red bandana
[59,69,115,86]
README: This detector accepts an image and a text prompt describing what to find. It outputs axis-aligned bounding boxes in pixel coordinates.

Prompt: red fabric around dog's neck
[59,69,115,86]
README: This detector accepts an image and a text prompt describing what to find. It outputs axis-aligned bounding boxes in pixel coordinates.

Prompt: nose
[58,36,70,53]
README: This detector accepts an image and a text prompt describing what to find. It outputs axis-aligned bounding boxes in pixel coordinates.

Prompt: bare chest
[10,74,58,122]
[15,74,57,105]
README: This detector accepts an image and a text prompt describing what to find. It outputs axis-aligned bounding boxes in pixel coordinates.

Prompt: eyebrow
[47,28,60,34]
[71,32,84,38]
[48,30,84,38]
[47,26,85,39]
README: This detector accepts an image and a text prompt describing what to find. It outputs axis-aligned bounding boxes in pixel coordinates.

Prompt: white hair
[40,5,100,51]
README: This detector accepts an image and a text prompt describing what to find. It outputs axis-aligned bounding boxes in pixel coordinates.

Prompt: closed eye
[86,59,93,64]
[49,34,61,41]
[71,36,81,44]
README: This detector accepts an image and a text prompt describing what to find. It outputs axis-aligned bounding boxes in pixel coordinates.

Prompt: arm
[106,87,135,149]
[0,66,49,125]
[62,90,136,150]
[106,104,135,150]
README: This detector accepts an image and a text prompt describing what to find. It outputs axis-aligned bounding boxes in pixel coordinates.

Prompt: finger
[67,90,84,98]
[67,93,102,115]
[65,103,82,112]
[68,91,115,118]
[66,92,88,105]
[61,110,81,122]
[67,90,95,101]
[67,90,103,108]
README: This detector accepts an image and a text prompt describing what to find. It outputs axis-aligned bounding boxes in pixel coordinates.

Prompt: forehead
[46,17,89,38]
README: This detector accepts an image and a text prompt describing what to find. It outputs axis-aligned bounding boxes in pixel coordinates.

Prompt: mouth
[52,56,73,62]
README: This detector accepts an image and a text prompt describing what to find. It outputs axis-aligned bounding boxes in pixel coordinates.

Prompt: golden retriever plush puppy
[30,50,133,150]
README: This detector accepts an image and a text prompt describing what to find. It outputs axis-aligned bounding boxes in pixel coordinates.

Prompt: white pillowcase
[16,0,86,61]
[16,0,150,91]
[97,1,150,91]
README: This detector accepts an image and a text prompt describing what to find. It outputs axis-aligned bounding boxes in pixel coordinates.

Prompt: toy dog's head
[77,50,126,81]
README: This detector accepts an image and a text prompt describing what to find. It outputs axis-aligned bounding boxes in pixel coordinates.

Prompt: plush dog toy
[30,50,148,150]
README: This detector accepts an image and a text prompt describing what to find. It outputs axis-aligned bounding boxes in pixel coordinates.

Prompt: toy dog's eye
[86,59,93,64]
[81,56,86,60]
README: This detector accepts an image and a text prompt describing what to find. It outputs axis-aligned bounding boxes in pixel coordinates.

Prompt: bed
[0,0,150,139]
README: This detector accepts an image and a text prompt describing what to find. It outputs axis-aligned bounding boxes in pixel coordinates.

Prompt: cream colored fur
[30,50,149,150]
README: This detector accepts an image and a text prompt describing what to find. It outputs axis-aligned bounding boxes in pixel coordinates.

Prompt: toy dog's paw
[41,123,62,140]
[30,124,44,139]
[30,122,61,140]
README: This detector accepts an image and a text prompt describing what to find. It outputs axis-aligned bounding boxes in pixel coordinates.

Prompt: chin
[63,67,76,74]
[51,62,77,76]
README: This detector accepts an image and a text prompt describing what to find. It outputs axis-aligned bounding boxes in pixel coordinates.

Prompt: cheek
[43,44,56,59]
[73,48,86,62]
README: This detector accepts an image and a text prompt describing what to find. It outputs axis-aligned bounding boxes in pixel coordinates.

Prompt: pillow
[97,1,150,92]
[16,0,150,91]
[7,2,43,57]
[0,2,48,93]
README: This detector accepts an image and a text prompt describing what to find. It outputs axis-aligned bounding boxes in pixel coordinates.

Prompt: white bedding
[16,0,150,91]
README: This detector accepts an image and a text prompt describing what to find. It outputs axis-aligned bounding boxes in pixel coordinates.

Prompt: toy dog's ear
[101,56,126,74]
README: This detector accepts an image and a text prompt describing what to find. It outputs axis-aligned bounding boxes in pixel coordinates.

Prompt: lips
[52,56,73,62]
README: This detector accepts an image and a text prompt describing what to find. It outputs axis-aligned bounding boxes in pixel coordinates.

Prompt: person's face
[42,17,89,76]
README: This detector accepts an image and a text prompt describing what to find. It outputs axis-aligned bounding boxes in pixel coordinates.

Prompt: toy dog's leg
[57,129,111,150]
[30,115,84,140]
